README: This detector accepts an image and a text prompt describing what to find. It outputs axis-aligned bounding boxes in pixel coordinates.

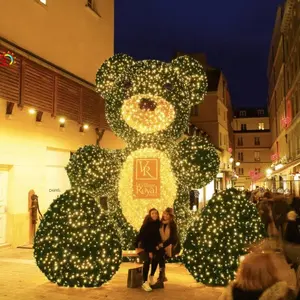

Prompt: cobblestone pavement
[0,247,223,300]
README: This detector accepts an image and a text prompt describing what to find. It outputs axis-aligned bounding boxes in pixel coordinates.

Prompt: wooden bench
[122,250,138,257]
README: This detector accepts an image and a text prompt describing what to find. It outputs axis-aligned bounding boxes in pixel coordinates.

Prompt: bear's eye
[123,81,132,89]
[163,83,173,91]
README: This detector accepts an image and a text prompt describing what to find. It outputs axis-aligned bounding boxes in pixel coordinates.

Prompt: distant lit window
[40,0,46,4]
[254,151,260,161]
[239,110,246,117]
[258,122,265,130]
[241,124,247,131]
[254,137,260,145]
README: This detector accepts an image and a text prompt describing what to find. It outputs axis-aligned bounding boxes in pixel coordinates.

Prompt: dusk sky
[115,0,283,108]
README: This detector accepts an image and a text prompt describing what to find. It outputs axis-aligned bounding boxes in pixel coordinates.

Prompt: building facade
[176,53,235,202]
[0,0,115,247]
[233,108,272,190]
[267,0,300,195]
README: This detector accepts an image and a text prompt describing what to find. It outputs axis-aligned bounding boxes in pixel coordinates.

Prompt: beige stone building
[233,108,272,190]
[0,0,114,247]
[267,0,300,195]
[176,53,235,197]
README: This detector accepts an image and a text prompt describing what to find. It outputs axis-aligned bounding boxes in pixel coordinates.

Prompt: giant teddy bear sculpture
[66,54,220,247]
[33,54,220,287]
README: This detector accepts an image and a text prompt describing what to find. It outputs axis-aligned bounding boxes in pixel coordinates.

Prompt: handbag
[127,266,143,288]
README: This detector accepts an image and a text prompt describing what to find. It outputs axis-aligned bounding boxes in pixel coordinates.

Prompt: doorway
[0,171,8,244]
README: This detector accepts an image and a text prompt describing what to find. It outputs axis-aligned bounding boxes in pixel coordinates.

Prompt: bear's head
[96,54,207,143]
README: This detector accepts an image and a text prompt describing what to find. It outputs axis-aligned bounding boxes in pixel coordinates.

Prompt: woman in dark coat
[151,207,180,289]
[135,208,161,292]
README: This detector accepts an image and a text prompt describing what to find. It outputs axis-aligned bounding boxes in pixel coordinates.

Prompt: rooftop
[234,107,269,118]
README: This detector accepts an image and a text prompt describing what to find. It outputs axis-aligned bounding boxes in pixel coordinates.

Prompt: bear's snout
[139,98,157,111]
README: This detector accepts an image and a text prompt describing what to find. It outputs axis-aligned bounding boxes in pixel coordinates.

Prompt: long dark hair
[161,207,175,223]
[143,208,159,225]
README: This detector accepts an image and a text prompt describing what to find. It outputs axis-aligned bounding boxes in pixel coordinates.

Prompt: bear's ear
[96,54,134,98]
[171,56,208,106]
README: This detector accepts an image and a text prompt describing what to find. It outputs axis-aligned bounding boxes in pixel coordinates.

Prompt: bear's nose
[139,98,157,111]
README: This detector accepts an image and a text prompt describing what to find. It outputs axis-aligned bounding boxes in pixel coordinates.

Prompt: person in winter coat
[151,207,180,289]
[272,196,290,238]
[219,252,296,300]
[283,199,300,270]
[135,208,162,292]
[258,200,273,234]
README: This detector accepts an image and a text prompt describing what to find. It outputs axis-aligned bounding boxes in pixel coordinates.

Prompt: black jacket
[161,222,179,248]
[135,220,161,253]
[285,217,300,244]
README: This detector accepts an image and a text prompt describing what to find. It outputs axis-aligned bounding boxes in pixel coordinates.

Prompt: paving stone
[0,248,223,300]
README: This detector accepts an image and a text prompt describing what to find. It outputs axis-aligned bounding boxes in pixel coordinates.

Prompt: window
[254,137,260,145]
[87,0,93,8]
[238,152,244,162]
[257,109,264,116]
[254,151,260,161]
[190,105,199,116]
[241,124,247,131]
[238,168,244,175]
[237,137,243,146]
[258,123,265,130]
[239,111,246,117]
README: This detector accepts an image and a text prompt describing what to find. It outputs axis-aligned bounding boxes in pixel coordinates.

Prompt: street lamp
[235,161,241,167]
[229,157,234,163]
[266,168,272,176]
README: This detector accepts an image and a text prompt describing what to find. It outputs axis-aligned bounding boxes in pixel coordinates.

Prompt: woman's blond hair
[235,252,281,291]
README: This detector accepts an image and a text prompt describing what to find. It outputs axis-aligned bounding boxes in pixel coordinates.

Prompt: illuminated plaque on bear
[133,158,160,198]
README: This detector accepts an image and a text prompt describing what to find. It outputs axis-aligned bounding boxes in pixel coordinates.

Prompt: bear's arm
[66,145,123,197]
[172,136,220,189]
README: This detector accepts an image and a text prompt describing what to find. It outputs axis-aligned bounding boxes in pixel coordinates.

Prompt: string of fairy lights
[34,54,254,288]
[96,54,207,143]
[118,148,177,230]
[183,189,265,286]
[34,190,122,287]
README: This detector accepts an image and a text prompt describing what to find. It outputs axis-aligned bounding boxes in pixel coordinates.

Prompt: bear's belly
[118,148,177,230]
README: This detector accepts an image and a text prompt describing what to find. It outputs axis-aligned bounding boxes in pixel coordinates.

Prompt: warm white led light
[59,117,66,124]
[121,94,176,134]
[28,108,36,115]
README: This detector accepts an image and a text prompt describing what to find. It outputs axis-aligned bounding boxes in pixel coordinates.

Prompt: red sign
[249,170,261,181]
[0,51,16,67]
[133,158,160,198]
[271,153,279,161]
